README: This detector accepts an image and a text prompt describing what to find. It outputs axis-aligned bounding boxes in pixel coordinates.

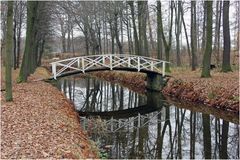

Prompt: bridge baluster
[77,58,80,68]
[151,61,153,71]
[110,55,113,70]
[81,57,85,73]
[52,63,57,79]
[103,55,105,64]
[162,61,166,77]
[137,57,140,71]
[128,57,131,67]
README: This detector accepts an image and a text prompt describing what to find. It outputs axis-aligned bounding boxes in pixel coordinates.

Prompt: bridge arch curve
[51,54,169,78]
[50,54,170,91]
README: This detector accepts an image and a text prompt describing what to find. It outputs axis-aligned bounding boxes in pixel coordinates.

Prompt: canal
[53,74,239,159]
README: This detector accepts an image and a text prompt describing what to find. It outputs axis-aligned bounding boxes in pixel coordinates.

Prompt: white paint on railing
[50,54,170,79]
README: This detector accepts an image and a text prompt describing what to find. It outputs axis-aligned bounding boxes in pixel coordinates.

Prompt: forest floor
[1,68,98,159]
[90,68,239,115]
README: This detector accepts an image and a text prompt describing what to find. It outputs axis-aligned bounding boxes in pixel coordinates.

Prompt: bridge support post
[52,63,57,79]
[146,73,164,91]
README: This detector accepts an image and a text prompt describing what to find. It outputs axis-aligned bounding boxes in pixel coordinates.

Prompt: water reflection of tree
[58,77,239,159]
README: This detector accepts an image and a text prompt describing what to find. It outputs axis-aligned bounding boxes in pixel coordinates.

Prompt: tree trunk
[37,38,45,66]
[114,11,123,54]
[222,1,232,72]
[71,26,75,54]
[157,1,173,72]
[126,9,133,55]
[147,8,155,54]
[109,22,115,55]
[13,7,17,70]
[16,11,22,68]
[201,1,213,78]
[60,20,66,53]
[191,1,198,70]
[5,1,13,101]
[180,4,191,67]
[18,1,39,82]
[213,1,221,66]
[67,16,71,52]
[138,1,148,56]
[201,2,207,53]
[175,0,182,66]
[157,1,163,59]
[128,1,139,55]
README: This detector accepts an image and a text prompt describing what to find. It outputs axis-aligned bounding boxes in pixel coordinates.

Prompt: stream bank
[90,70,239,115]
[1,68,98,159]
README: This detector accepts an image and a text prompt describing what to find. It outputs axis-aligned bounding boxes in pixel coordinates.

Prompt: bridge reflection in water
[54,75,239,159]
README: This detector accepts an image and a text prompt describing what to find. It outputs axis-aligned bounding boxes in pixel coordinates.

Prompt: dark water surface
[53,75,239,159]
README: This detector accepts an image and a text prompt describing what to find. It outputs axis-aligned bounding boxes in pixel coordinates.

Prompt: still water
[54,75,239,159]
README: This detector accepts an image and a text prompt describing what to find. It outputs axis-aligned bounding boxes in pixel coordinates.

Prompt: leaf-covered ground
[1,69,98,159]
[163,69,239,114]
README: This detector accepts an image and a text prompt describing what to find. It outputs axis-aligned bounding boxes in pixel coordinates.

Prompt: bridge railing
[50,54,170,79]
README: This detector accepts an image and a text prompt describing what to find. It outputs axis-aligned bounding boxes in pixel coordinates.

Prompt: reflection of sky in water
[56,76,239,159]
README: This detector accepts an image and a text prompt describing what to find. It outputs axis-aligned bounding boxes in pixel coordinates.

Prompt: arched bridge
[50,54,170,91]
[51,54,169,78]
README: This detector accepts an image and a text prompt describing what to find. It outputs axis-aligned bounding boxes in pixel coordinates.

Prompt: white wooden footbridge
[50,54,170,79]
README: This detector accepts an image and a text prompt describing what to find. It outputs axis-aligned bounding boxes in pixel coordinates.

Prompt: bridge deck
[50,54,170,79]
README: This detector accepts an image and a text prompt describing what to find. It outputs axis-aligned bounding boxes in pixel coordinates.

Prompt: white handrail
[51,54,170,79]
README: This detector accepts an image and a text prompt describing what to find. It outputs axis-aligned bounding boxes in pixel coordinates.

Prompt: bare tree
[222,1,232,72]
[201,1,213,78]
[157,1,174,72]
[5,1,13,101]
[191,1,197,70]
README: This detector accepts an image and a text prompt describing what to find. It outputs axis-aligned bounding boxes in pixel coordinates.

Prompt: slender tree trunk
[175,0,182,66]
[67,16,71,52]
[126,10,132,55]
[128,1,139,55]
[13,8,17,70]
[157,1,173,72]
[157,1,163,59]
[60,21,66,53]
[201,1,213,78]
[222,1,232,72]
[71,27,75,54]
[110,22,115,55]
[147,8,155,54]
[114,12,123,54]
[191,1,198,70]
[180,4,191,66]
[98,18,102,54]
[213,1,221,66]
[217,2,222,65]
[5,1,13,101]
[138,1,148,56]
[16,11,22,68]
[201,2,207,53]
[37,38,45,66]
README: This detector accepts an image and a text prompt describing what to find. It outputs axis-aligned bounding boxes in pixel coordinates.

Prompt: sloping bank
[1,68,98,159]
[90,70,239,115]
